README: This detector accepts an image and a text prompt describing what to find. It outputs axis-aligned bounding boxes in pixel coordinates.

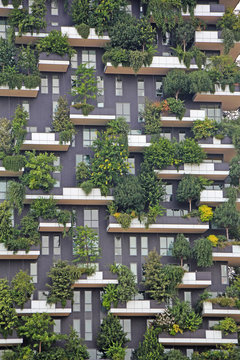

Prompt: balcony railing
[200,189,240,210]
[110,300,166,316]
[15,32,48,45]
[0,243,40,260]
[70,113,116,126]
[38,52,70,72]
[182,4,225,23]
[21,133,70,151]
[178,272,212,288]
[16,300,71,316]
[107,215,209,233]
[73,271,118,288]
[0,85,39,98]
[203,301,240,321]
[0,332,23,346]
[213,245,240,266]
[161,109,206,127]
[38,219,71,233]
[61,27,110,47]
[0,160,23,177]
[198,136,236,161]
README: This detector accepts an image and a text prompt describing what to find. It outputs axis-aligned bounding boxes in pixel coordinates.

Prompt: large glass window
[200,104,221,122]
[82,50,96,69]
[116,103,130,122]
[160,237,174,256]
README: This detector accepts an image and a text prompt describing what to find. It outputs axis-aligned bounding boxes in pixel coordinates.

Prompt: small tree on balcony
[229,155,240,186]
[10,270,35,309]
[0,117,12,158]
[193,237,213,267]
[172,234,191,267]
[131,327,164,360]
[0,279,18,338]
[163,69,189,99]
[52,96,76,143]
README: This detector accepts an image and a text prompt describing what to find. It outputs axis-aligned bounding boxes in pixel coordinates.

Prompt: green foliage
[106,342,126,360]
[30,197,57,220]
[168,299,202,333]
[10,270,35,309]
[177,138,206,164]
[143,137,175,170]
[188,69,215,94]
[230,155,240,186]
[0,279,18,338]
[73,225,101,269]
[143,250,184,302]
[142,99,162,135]
[52,96,75,143]
[0,118,12,157]
[193,237,213,267]
[213,317,238,335]
[75,23,90,39]
[6,181,25,215]
[17,46,39,76]
[198,205,213,222]
[2,154,26,172]
[166,97,186,120]
[140,161,165,208]
[218,8,240,54]
[80,180,95,195]
[64,329,89,360]
[176,175,209,211]
[192,118,220,140]
[102,284,118,310]
[96,313,128,358]
[76,162,91,184]
[0,201,14,245]
[131,327,164,360]
[163,69,189,99]
[19,214,40,247]
[208,55,239,90]
[0,37,16,72]
[111,264,138,302]
[172,234,191,266]
[114,212,133,229]
[223,116,240,151]
[37,30,74,57]
[173,20,196,51]
[164,350,188,360]
[71,0,90,25]
[18,313,57,353]
[23,151,61,192]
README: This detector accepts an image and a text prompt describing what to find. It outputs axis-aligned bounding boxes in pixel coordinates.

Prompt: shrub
[207,235,219,247]
[131,327,164,360]
[110,264,138,304]
[229,155,240,186]
[0,201,14,245]
[76,23,90,39]
[52,96,75,143]
[142,99,162,135]
[198,205,213,222]
[0,118,12,157]
[177,138,206,164]
[0,279,18,338]
[11,270,35,309]
[193,238,213,267]
[213,317,238,334]
[172,234,192,267]
[6,181,25,215]
[80,180,95,195]
[11,105,28,154]
[166,97,186,120]
[114,212,133,229]
[70,0,91,26]
[3,154,26,172]
[76,162,91,184]
[192,118,219,140]
[30,197,57,219]
[168,299,202,333]
[37,30,74,57]
[143,137,175,170]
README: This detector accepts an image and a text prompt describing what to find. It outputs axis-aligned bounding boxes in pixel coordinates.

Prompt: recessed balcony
[203,301,240,321]
[38,53,70,72]
[104,56,198,75]
[0,85,39,98]
[182,4,225,24]
[0,243,40,260]
[0,160,23,177]
[161,110,206,127]
[25,187,114,205]
[107,215,209,234]
[73,271,118,288]
[158,330,238,346]
[61,27,110,47]
[21,133,70,151]
[200,189,240,210]
[0,1,22,16]
[213,245,240,266]
[198,137,236,162]
[38,220,71,233]
[178,272,212,289]
[110,300,165,316]
[15,32,47,45]
[195,31,240,59]
[155,162,229,180]
[16,300,71,317]
[70,113,116,126]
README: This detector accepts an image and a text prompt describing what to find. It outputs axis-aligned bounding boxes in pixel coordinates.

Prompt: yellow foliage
[208,234,218,247]
[198,205,213,222]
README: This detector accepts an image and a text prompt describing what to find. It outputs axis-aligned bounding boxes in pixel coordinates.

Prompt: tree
[163,69,189,99]
[18,313,57,353]
[143,250,184,302]
[52,96,75,143]
[143,137,175,170]
[176,175,203,212]
[131,327,164,360]
[188,70,214,94]
[11,105,28,154]
[0,117,12,158]
[168,299,202,332]
[96,313,128,359]
[229,155,240,186]
[164,350,188,360]
[106,343,126,360]
[173,21,196,52]
[73,226,101,270]
[6,181,25,215]
[140,161,165,208]
[193,238,213,267]
[17,45,38,75]
[110,264,138,303]
[11,270,35,309]
[172,234,191,267]
[0,279,18,338]
[177,138,206,165]
[64,329,89,360]
[71,0,90,25]
[0,201,14,245]
[47,261,82,307]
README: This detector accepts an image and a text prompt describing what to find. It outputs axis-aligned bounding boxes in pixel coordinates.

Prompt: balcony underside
[70,114,115,125]
[195,41,240,60]
[68,38,109,47]
[199,145,236,162]
[21,143,70,151]
[212,253,240,266]
[0,251,40,260]
[0,5,14,16]
[15,33,46,44]
[107,224,209,233]
[155,170,228,181]
[193,92,240,111]
[38,223,71,233]
[17,309,71,317]
[177,281,211,289]
[219,0,239,8]
[38,60,70,72]
[0,167,23,177]
[0,87,39,98]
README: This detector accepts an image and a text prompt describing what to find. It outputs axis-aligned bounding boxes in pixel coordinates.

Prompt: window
[30,263,37,283]
[41,76,48,94]
[38,291,48,300]
[156,77,163,97]
[97,76,104,108]
[200,104,221,122]
[186,349,194,359]
[82,50,96,69]
[160,131,171,140]
[53,236,61,256]
[166,209,188,216]
[53,157,60,174]
[51,0,58,15]
[179,131,186,141]
[0,19,9,39]
[141,237,148,256]
[162,32,170,45]
[41,236,49,255]
[120,319,131,340]
[85,319,92,341]
[84,209,98,228]
[129,237,137,256]
[22,101,29,118]
[52,101,58,115]
[221,265,228,284]
[160,237,174,256]
[126,1,132,14]
[83,128,97,147]
[71,53,78,69]
[52,76,59,94]
[138,103,145,123]
[73,291,80,312]
[76,154,90,166]
[26,127,37,133]
[54,319,61,334]
[116,103,130,122]
[115,77,122,96]
[73,319,80,336]
[28,0,34,13]
[163,184,173,202]
[127,158,135,175]
[184,291,192,307]
[0,180,8,200]
[130,263,137,283]
[114,236,122,256]
[137,79,145,97]
[85,291,92,312]
[209,320,219,328]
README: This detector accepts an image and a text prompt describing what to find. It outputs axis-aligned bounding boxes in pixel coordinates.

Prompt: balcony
[198,137,236,162]
[219,0,239,9]
[61,27,110,47]
[0,333,23,346]
[203,301,240,321]
[0,1,22,16]
[193,85,240,111]
[73,271,118,288]
[161,110,206,127]
[38,53,70,72]
[21,133,70,151]
[110,300,165,316]
[158,330,238,346]
[178,272,212,289]
[25,187,114,205]
[70,113,116,126]
[107,215,209,234]
[213,245,240,266]
[104,56,198,75]
[155,162,229,180]
[195,31,240,59]
[128,135,151,152]
[182,4,225,23]
[0,85,39,98]
[16,300,71,316]
[0,160,23,177]
[200,189,240,210]
[38,219,71,233]
[0,243,40,260]
[15,32,47,45]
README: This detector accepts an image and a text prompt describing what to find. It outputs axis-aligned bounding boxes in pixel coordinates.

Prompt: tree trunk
[188,199,192,212]
[226,227,229,240]
[183,40,186,53]
[175,90,179,100]
[180,257,183,267]
[39,341,42,353]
